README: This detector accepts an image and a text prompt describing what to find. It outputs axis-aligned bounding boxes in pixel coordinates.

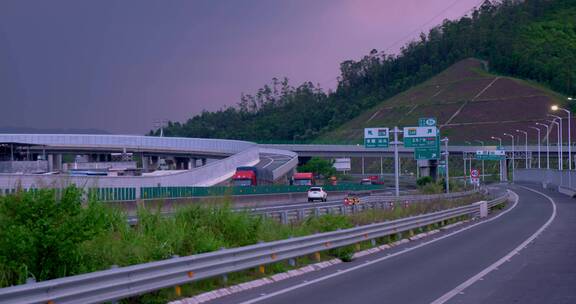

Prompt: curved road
[206,183,574,304]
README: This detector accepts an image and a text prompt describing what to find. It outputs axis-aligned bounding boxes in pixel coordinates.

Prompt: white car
[307,187,327,202]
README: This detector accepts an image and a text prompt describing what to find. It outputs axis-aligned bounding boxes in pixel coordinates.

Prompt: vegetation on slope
[155,0,575,143]
[0,187,479,289]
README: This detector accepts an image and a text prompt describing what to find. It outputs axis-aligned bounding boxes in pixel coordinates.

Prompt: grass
[0,187,486,303]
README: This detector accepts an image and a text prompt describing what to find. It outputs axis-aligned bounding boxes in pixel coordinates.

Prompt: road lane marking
[430,186,556,304]
[237,190,519,304]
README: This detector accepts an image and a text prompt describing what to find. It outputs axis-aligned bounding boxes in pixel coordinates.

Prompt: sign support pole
[392,127,402,197]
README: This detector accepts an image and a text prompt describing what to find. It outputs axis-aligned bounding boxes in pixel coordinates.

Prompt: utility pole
[475,140,485,181]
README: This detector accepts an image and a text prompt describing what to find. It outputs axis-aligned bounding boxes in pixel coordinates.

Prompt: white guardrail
[0,192,508,304]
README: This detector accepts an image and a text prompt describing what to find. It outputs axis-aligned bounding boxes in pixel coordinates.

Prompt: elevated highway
[0,134,297,193]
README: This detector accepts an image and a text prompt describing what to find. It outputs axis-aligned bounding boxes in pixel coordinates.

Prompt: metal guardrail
[0,192,508,304]
[253,190,479,224]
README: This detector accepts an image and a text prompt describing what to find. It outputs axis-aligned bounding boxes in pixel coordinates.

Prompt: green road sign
[419,117,437,127]
[404,136,438,148]
[364,138,389,148]
[414,147,440,160]
[475,150,505,160]
[364,127,390,148]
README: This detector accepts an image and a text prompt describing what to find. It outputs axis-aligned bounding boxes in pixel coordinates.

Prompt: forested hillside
[155,0,576,142]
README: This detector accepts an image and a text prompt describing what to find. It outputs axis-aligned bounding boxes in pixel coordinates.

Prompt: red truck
[231,166,273,186]
[292,172,315,186]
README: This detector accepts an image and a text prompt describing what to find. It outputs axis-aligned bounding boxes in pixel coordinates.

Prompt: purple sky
[0,0,484,134]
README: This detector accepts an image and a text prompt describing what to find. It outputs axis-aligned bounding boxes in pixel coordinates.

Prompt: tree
[298,157,337,178]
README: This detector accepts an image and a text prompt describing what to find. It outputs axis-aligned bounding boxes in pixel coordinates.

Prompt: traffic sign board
[364,128,390,148]
[470,169,479,178]
[404,136,438,148]
[418,117,437,127]
[476,150,505,160]
[414,147,440,160]
[364,138,389,148]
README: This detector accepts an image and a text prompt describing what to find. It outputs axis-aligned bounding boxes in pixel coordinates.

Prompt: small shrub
[416,176,434,187]
[421,182,443,194]
[329,245,355,262]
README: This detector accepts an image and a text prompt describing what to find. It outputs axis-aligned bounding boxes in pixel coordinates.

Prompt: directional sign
[364,128,389,148]
[403,126,438,148]
[418,117,437,127]
[403,126,438,137]
[476,150,505,160]
[414,147,440,160]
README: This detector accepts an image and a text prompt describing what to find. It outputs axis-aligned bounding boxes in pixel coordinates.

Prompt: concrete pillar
[142,156,150,172]
[54,154,63,171]
[48,154,54,172]
[201,158,207,166]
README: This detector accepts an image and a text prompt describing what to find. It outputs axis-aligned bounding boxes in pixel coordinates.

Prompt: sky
[0,0,485,134]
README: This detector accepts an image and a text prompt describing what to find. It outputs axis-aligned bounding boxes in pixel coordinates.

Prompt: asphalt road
[212,183,572,304]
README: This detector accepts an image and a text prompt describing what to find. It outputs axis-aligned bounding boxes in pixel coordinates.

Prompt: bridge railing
[0,192,509,304]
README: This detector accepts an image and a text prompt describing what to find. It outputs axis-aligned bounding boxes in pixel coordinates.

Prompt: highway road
[205,183,574,304]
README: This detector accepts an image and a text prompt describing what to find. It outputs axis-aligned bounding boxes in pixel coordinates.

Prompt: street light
[552,104,572,170]
[547,119,562,170]
[536,123,550,169]
[475,140,485,181]
[548,114,563,169]
[491,136,502,148]
[515,129,529,168]
[464,141,472,182]
[529,126,542,169]
[503,133,515,181]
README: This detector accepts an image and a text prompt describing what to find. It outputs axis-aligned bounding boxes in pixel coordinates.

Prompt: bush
[416,176,434,187]
[0,187,112,286]
[421,182,444,194]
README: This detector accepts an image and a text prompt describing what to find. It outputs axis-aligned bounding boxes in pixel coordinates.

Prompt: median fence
[139,184,385,200]
[0,192,508,304]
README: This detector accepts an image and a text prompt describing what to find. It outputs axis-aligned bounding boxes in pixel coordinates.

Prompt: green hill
[157,0,575,144]
[318,58,567,144]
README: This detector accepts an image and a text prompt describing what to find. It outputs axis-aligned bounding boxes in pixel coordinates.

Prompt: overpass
[0,134,297,194]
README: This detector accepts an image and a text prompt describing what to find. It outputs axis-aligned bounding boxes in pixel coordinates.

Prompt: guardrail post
[298,209,305,221]
[288,258,296,267]
[314,252,321,262]
[314,207,320,217]
[340,205,346,215]
[475,201,488,218]
[280,211,288,225]
[371,239,376,247]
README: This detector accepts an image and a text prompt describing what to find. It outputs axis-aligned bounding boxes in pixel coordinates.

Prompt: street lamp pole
[491,136,502,148]
[552,105,572,170]
[492,136,504,181]
[504,133,515,181]
[516,130,529,168]
[464,141,472,183]
[536,123,550,169]
[441,137,449,193]
[549,114,563,169]
[475,140,485,181]
[548,119,561,170]
[529,127,541,169]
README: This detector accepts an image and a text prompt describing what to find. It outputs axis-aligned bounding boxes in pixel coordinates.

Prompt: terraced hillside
[318,58,570,144]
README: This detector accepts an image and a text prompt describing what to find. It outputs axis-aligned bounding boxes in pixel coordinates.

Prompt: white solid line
[237,190,519,304]
[430,186,557,304]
